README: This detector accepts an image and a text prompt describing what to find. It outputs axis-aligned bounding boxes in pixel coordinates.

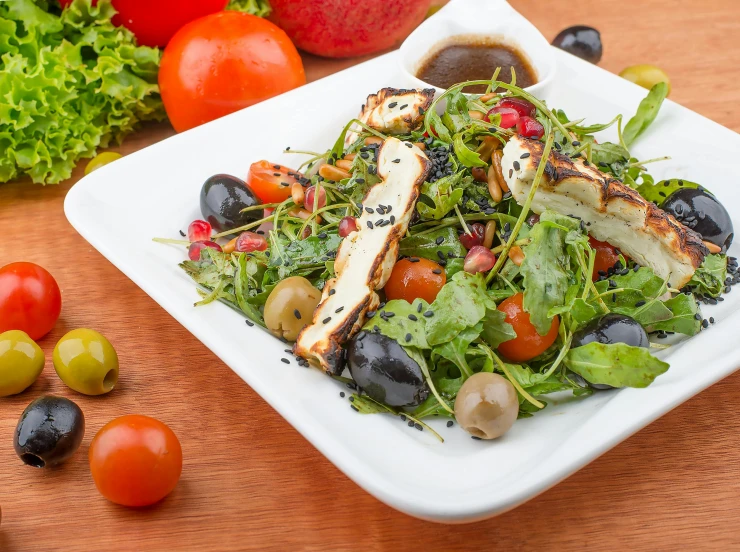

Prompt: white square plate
[65,43,740,522]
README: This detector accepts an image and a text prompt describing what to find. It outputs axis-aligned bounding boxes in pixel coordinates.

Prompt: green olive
[618,64,671,95]
[454,373,518,439]
[53,329,118,395]
[0,331,44,397]
[264,277,322,341]
[85,152,122,175]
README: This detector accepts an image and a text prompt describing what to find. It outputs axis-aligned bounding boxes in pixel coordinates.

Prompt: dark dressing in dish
[416,40,537,94]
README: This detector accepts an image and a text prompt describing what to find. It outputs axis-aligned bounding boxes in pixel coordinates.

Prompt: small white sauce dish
[399,0,556,99]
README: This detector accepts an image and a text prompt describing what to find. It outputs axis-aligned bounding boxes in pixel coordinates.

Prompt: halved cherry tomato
[0,262,62,340]
[89,415,182,507]
[384,258,446,304]
[496,293,559,362]
[588,236,620,280]
[159,12,305,132]
[247,161,303,203]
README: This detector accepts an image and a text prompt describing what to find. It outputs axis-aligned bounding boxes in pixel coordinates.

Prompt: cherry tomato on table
[588,236,620,280]
[159,11,306,132]
[0,262,61,340]
[89,415,182,507]
[496,292,559,363]
[247,161,304,204]
[384,258,446,304]
[58,0,228,48]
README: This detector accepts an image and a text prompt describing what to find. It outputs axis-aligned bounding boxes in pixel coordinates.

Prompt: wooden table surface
[2,0,740,549]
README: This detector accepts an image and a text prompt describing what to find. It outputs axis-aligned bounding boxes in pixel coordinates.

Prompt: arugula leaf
[425,272,494,346]
[233,254,267,326]
[687,254,728,297]
[269,233,342,279]
[569,299,601,328]
[606,267,666,299]
[399,227,465,277]
[636,178,701,206]
[432,323,482,379]
[362,299,429,349]
[480,308,517,349]
[453,133,486,167]
[646,293,701,336]
[504,364,574,396]
[520,211,580,335]
[564,342,669,388]
[441,88,472,134]
[417,172,464,220]
[589,141,631,176]
[623,82,669,147]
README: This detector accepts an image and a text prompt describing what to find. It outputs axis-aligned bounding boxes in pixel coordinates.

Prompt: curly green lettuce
[226,0,271,17]
[0,0,165,184]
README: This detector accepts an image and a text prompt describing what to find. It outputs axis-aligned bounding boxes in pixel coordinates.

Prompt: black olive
[552,26,603,64]
[571,314,648,390]
[14,396,85,468]
[662,188,733,253]
[347,332,429,407]
[200,174,262,233]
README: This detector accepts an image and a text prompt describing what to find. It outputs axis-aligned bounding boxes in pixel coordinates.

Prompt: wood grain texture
[1,1,740,550]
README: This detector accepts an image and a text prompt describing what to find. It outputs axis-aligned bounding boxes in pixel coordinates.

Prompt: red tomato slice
[247,161,304,204]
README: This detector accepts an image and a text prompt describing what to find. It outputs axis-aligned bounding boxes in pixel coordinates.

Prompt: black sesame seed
[329,289,336,296]
[509,168,513,178]
[349,396,355,402]
[340,392,345,398]
[384,312,395,318]
[417,302,423,313]
[572,141,581,147]
[635,300,646,307]
[294,309,302,320]
[400,104,408,110]
[432,268,442,274]
[414,423,423,431]
[710,317,715,324]
[423,311,434,317]
[633,264,640,272]
[438,259,447,266]
[281,358,290,364]
[356,178,365,183]
[471,436,482,441]
[612,293,617,302]
[694,313,702,320]
[702,319,709,328]
[245,319,254,327]
[400,414,407,421]
[179,230,186,237]
[367,221,374,229]
[409,257,420,263]
[408,421,415,427]
[405,333,412,342]
[513,161,520,171]
[284,349,292,354]
[335,306,344,313]
[322,317,332,324]
[435,236,445,245]
[365,207,374,214]
[350,405,359,412]
[446,421,454,427]
[437,250,446,260]
[503,222,511,232]
[520,153,530,159]
[390,215,396,224]
[388,102,398,108]
[408,314,418,321]
[405,142,412,148]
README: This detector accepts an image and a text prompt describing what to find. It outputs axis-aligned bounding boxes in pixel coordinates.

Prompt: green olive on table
[0,330,44,397]
[53,329,119,395]
[264,276,322,341]
[618,64,671,95]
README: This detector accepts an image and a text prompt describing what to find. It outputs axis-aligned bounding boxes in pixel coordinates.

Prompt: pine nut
[412,142,426,150]
[469,110,484,120]
[476,136,501,163]
[471,167,488,182]
[291,182,305,206]
[335,159,353,171]
[343,153,356,161]
[288,208,320,223]
[319,164,351,181]
[364,136,383,146]
[223,237,238,254]
[487,163,503,203]
[483,221,497,249]
[492,150,509,193]
[703,240,722,254]
[480,92,497,102]
[508,245,525,266]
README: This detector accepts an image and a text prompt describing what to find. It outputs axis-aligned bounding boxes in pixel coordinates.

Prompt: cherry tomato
[159,12,306,132]
[588,236,620,280]
[59,0,228,48]
[247,161,303,203]
[384,258,446,304]
[89,415,182,507]
[0,263,61,340]
[496,293,559,362]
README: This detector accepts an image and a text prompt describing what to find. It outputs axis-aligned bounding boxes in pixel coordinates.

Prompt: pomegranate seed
[188,220,212,243]
[464,246,497,274]
[499,97,536,118]
[459,223,486,249]
[486,106,520,129]
[338,216,359,237]
[188,240,222,261]
[516,116,545,139]
[304,186,327,213]
[526,213,541,227]
[235,231,268,252]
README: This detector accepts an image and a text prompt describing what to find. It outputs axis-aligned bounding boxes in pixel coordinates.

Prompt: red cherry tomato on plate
[496,292,559,362]
[89,415,182,507]
[59,0,228,47]
[588,236,620,280]
[247,161,303,203]
[0,262,61,340]
[159,12,306,132]
[384,258,446,304]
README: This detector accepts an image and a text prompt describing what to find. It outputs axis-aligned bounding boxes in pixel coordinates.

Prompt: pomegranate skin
[268,0,433,58]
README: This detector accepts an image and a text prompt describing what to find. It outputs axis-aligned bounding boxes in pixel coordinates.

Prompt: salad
[157,75,736,442]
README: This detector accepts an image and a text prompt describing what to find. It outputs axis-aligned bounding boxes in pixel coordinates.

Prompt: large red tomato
[159,11,306,132]
[0,263,62,340]
[268,0,433,58]
[59,0,229,47]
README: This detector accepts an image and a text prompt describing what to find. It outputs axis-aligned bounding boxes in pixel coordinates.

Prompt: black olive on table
[200,174,262,233]
[347,332,429,407]
[571,313,649,390]
[14,395,85,468]
[662,188,734,253]
[551,25,603,64]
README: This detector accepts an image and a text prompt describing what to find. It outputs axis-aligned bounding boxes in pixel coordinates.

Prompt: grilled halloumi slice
[295,138,430,374]
[344,88,435,147]
[501,136,707,288]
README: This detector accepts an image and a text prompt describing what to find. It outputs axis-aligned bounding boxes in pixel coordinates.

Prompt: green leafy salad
[161,75,736,442]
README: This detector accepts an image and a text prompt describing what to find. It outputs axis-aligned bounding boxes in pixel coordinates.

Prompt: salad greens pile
[0,0,165,184]
[173,75,733,440]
